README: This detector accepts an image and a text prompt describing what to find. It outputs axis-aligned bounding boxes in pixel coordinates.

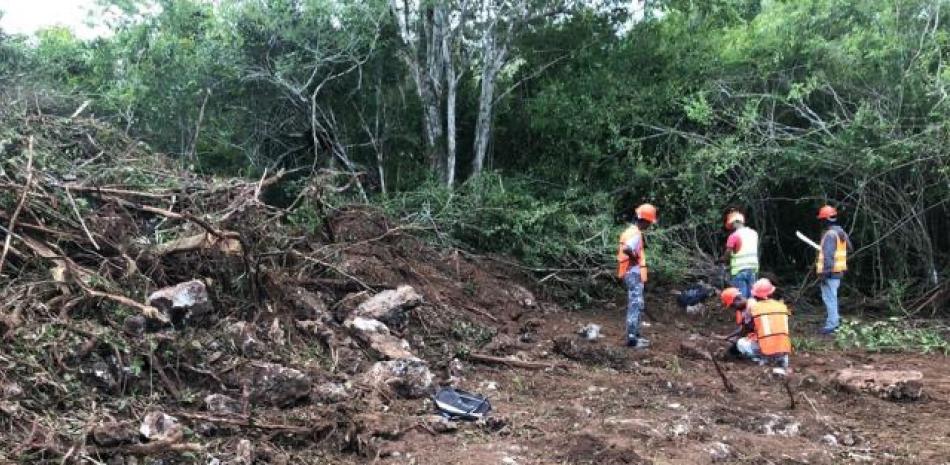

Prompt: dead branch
[460,304,499,322]
[64,186,101,250]
[784,376,797,410]
[710,357,737,393]
[83,287,168,323]
[468,352,555,370]
[0,136,35,275]
[173,411,319,434]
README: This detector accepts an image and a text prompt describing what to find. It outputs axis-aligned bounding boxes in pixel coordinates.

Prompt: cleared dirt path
[380,298,950,465]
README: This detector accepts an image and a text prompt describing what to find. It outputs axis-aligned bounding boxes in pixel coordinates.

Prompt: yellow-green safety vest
[730,227,759,275]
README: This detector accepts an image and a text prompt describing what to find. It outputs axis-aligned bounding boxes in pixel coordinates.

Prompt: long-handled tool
[795,231,821,251]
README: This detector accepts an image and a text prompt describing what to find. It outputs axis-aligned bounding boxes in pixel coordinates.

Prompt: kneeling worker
[738,279,792,374]
[719,287,755,357]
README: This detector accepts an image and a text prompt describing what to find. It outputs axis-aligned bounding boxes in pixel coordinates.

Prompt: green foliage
[3,0,947,305]
[383,172,692,297]
[792,335,831,353]
[835,319,950,355]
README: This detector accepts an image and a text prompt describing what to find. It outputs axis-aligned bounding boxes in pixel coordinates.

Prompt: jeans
[623,271,644,344]
[820,277,841,330]
[736,337,789,368]
[731,269,757,299]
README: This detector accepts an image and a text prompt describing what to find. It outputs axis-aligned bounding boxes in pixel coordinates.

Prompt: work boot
[818,326,838,335]
[627,338,650,349]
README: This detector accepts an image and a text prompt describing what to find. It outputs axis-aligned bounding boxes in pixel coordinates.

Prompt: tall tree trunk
[391,0,448,183]
[472,42,506,176]
[443,16,458,187]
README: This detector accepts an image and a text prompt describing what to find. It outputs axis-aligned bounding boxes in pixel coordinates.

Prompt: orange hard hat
[751,278,776,299]
[817,205,838,220]
[725,212,745,230]
[635,203,658,224]
[720,287,741,308]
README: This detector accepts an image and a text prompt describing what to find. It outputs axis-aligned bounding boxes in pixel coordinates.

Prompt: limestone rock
[225,320,262,356]
[230,362,312,407]
[90,421,136,447]
[353,286,422,327]
[147,280,213,327]
[361,359,433,399]
[345,317,418,360]
[139,411,182,442]
[204,393,242,415]
[832,368,924,401]
[313,382,350,404]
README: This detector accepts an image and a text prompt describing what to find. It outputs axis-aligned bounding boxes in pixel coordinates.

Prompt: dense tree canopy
[2,0,947,307]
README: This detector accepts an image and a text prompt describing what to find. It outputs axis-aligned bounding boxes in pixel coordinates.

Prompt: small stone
[480,381,499,391]
[227,362,312,407]
[226,321,262,357]
[426,415,459,433]
[820,434,838,446]
[501,457,518,465]
[89,359,119,392]
[708,441,733,462]
[235,439,254,465]
[139,411,181,442]
[90,422,135,447]
[346,316,391,333]
[670,423,690,437]
[841,432,857,447]
[204,393,241,415]
[268,318,285,346]
[577,323,602,341]
[345,317,417,360]
[361,359,433,399]
[147,279,213,327]
[313,382,350,404]
[1,382,23,398]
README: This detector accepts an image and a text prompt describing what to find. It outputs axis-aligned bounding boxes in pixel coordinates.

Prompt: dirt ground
[375,294,950,465]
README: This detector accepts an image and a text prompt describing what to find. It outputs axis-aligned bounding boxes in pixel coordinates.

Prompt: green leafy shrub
[834,319,950,354]
[382,173,691,294]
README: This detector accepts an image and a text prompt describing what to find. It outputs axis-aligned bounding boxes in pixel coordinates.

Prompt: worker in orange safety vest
[735,278,792,374]
[617,203,657,349]
[719,287,755,358]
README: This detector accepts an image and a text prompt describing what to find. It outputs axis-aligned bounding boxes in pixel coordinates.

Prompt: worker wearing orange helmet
[734,278,792,374]
[616,203,656,349]
[719,287,755,358]
[721,210,759,299]
[816,205,853,334]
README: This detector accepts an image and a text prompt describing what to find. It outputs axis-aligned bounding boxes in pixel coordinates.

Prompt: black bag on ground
[433,387,491,420]
[677,284,710,308]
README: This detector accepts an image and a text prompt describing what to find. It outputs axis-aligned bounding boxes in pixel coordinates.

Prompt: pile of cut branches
[0,106,541,464]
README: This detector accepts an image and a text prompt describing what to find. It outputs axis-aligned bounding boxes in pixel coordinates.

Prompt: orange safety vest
[749,299,791,356]
[616,225,648,282]
[735,301,756,339]
[816,231,848,273]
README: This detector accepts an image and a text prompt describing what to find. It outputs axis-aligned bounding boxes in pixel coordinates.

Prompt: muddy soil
[373,295,950,465]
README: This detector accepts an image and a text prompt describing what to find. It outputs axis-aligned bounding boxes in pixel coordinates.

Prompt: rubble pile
[0,108,547,463]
